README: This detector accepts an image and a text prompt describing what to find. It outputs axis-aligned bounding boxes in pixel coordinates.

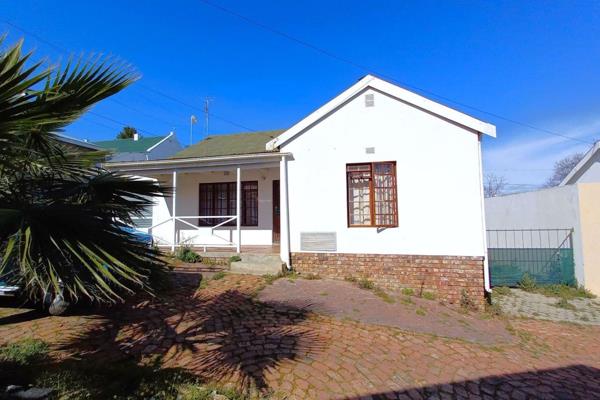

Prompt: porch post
[236,166,241,253]
[171,170,177,252]
[279,155,290,267]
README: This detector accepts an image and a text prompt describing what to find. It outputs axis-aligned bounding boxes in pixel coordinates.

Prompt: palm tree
[0,36,170,305]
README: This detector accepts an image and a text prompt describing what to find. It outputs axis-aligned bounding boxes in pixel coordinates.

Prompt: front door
[272,180,280,243]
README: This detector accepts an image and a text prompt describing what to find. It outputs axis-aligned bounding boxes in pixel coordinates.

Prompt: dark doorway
[272,180,280,243]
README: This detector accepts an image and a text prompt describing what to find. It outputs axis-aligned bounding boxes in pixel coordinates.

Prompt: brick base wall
[291,253,485,308]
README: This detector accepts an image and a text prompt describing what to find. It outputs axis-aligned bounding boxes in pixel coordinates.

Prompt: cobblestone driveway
[495,288,600,325]
[2,272,600,399]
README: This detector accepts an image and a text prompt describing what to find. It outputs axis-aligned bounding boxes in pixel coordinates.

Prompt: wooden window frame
[346,161,398,228]
[198,181,259,227]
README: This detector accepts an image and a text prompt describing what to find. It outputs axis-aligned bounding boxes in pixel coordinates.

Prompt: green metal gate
[487,229,575,286]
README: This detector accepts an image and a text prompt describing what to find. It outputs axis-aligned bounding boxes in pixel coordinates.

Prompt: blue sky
[2,0,600,188]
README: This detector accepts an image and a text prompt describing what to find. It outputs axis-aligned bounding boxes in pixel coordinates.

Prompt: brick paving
[2,271,600,399]
[495,288,600,325]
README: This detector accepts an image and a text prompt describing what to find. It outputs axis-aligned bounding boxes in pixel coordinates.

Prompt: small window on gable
[365,93,375,107]
[346,162,398,227]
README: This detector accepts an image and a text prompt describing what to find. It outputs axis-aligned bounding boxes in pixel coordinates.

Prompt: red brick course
[291,252,485,308]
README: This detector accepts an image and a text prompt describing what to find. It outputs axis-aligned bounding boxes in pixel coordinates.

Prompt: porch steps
[229,254,283,276]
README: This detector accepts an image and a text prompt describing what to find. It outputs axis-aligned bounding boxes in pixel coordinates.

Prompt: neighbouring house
[485,141,600,294]
[56,133,101,152]
[95,131,183,161]
[105,75,496,306]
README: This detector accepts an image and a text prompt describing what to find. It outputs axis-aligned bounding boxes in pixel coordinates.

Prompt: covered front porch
[105,153,291,265]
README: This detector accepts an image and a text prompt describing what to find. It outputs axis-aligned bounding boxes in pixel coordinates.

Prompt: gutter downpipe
[477,133,491,293]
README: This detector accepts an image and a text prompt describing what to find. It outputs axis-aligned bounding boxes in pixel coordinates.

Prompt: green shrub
[344,276,358,283]
[416,308,427,316]
[228,255,241,263]
[211,271,226,280]
[535,284,595,300]
[421,291,436,301]
[518,273,537,291]
[401,288,414,296]
[175,246,201,263]
[0,338,49,365]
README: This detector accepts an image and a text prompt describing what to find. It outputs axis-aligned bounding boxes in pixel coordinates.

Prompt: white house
[105,75,496,306]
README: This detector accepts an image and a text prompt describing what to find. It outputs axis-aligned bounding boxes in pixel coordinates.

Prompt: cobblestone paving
[495,288,600,325]
[2,272,600,399]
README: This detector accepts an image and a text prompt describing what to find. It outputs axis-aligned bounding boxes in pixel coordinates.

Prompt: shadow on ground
[52,271,326,393]
[337,364,600,400]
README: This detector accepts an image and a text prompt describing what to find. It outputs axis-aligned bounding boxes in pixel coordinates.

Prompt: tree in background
[117,126,139,139]
[0,37,169,305]
[544,153,584,187]
[484,173,507,198]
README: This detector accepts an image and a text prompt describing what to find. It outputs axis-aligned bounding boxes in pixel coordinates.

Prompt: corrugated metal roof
[94,136,167,153]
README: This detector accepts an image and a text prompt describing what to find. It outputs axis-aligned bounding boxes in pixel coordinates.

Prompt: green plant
[518,273,537,291]
[263,273,279,285]
[0,338,49,365]
[211,271,226,280]
[0,37,170,304]
[357,278,375,290]
[554,297,577,310]
[374,287,395,303]
[344,276,358,283]
[460,289,477,311]
[421,291,436,301]
[493,286,512,296]
[533,284,595,300]
[228,255,241,263]
[175,246,201,263]
[416,308,426,316]
[401,288,414,296]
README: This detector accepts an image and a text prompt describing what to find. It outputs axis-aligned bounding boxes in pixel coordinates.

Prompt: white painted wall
[485,186,585,284]
[571,151,600,184]
[280,88,487,257]
[148,168,279,247]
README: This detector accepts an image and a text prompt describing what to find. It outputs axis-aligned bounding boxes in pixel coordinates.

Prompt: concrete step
[229,254,283,276]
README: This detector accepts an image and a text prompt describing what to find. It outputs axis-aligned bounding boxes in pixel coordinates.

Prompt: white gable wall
[569,151,600,184]
[281,88,486,257]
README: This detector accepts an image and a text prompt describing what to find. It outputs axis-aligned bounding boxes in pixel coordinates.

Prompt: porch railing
[147,215,239,252]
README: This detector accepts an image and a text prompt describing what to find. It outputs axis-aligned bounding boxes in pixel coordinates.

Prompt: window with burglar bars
[346,162,398,227]
[198,181,258,226]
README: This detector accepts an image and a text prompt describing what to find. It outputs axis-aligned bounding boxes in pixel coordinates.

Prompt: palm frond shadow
[56,272,328,393]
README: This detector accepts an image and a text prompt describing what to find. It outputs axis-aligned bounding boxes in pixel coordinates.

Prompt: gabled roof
[95,135,169,153]
[172,130,284,159]
[559,141,600,186]
[266,74,496,150]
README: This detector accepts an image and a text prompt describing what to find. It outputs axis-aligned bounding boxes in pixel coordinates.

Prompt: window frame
[198,181,259,227]
[346,161,398,228]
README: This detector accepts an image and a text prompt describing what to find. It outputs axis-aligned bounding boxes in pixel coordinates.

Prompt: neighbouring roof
[95,135,168,153]
[56,133,100,151]
[559,141,600,186]
[267,74,496,151]
[172,130,284,159]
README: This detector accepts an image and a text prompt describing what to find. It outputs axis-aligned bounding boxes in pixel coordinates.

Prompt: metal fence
[487,229,575,286]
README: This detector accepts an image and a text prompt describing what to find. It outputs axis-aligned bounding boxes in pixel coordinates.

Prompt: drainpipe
[477,133,491,292]
[279,154,291,269]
